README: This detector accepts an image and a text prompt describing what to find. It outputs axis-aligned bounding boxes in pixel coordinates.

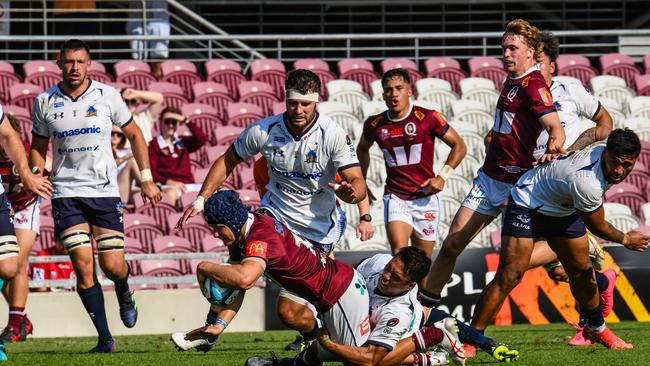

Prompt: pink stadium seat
[193,167,211,183]
[604,183,645,218]
[193,81,234,121]
[635,74,650,96]
[272,102,286,115]
[202,144,230,166]
[167,212,212,250]
[293,58,336,99]
[124,213,164,251]
[237,166,256,190]
[424,57,467,94]
[9,83,44,112]
[250,59,286,100]
[39,199,52,217]
[238,80,281,115]
[468,57,507,87]
[381,57,424,84]
[161,60,203,100]
[3,105,32,142]
[556,54,598,87]
[624,162,649,191]
[151,235,193,253]
[639,141,650,170]
[0,61,21,104]
[644,55,650,74]
[226,102,264,128]
[139,260,185,287]
[114,60,156,91]
[338,58,379,95]
[134,201,179,235]
[148,81,189,109]
[556,54,591,69]
[23,60,60,90]
[205,59,247,100]
[124,237,147,275]
[88,61,114,83]
[238,189,261,210]
[181,103,223,145]
[37,216,55,250]
[489,228,501,248]
[201,234,226,253]
[600,53,641,87]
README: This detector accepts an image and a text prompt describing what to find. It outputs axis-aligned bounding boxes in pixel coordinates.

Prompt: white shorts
[317,269,370,362]
[129,22,170,59]
[13,199,40,234]
[460,168,512,218]
[383,193,440,241]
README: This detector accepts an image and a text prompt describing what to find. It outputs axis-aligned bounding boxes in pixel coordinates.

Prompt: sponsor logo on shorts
[387,318,400,327]
[246,240,268,258]
[53,125,101,139]
[424,211,437,220]
[57,145,100,154]
[516,214,530,223]
[422,224,436,236]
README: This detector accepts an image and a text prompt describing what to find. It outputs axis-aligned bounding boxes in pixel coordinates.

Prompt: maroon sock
[8,307,25,330]
[411,325,443,351]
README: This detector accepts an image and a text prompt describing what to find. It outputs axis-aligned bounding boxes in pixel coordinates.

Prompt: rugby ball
[201,275,240,306]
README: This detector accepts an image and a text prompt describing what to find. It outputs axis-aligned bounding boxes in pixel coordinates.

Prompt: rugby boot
[117,290,138,328]
[583,327,633,350]
[89,338,115,353]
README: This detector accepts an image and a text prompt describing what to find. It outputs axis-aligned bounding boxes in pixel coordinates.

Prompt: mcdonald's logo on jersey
[246,240,268,258]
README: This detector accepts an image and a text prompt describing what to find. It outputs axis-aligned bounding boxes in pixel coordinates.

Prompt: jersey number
[383,144,422,167]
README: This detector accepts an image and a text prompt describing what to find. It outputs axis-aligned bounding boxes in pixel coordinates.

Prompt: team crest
[414,110,425,121]
[85,105,98,117]
[116,202,125,215]
[522,76,531,88]
[507,86,519,102]
[305,149,317,163]
[554,101,562,110]
[404,122,417,136]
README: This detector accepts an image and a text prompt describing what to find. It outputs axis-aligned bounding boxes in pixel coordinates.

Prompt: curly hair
[285,69,321,96]
[503,19,543,59]
[540,31,560,62]
[394,247,431,283]
[607,128,641,158]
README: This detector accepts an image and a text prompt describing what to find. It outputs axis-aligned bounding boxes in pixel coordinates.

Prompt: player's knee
[495,268,525,289]
[569,265,596,284]
[0,234,19,280]
[0,257,18,280]
[439,238,465,259]
[96,232,125,253]
[61,230,92,252]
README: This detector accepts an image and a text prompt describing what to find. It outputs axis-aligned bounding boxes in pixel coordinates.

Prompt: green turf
[4,321,650,365]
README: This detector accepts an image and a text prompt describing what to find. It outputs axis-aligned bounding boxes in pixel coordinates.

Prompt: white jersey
[512,142,610,217]
[534,80,601,159]
[356,254,422,351]
[233,113,358,244]
[32,80,133,199]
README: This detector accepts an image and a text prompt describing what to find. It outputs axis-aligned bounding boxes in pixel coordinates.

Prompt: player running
[172,190,370,365]
[419,18,566,308]
[29,39,162,353]
[471,128,647,350]
[356,68,467,287]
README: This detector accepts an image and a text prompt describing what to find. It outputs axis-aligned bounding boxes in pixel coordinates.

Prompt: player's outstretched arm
[122,122,162,206]
[0,118,52,199]
[581,206,649,251]
[355,195,375,241]
[319,335,389,366]
[333,165,367,204]
[176,146,242,230]
[197,259,264,290]
[567,106,613,152]
[184,291,246,342]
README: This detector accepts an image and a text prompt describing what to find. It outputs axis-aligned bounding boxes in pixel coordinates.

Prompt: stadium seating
[0,61,21,104]
[148,81,189,109]
[238,189,262,210]
[37,216,56,250]
[600,53,641,88]
[468,56,507,87]
[134,201,179,234]
[88,61,114,84]
[226,102,264,128]
[604,182,645,218]
[381,57,424,84]
[627,96,650,119]
[181,103,223,145]
[250,59,286,100]
[124,213,165,251]
[317,101,361,139]
[415,78,457,117]
[623,118,650,142]
[272,101,286,115]
[635,74,650,96]
[167,212,212,250]
[238,80,281,115]
[369,79,384,101]
[9,83,43,112]
[152,235,194,254]
[598,97,626,129]
[237,166,256,190]
[202,144,230,167]
[556,54,598,87]
[3,105,32,142]
[326,79,370,119]
[201,234,227,252]
[338,58,379,95]
[23,60,60,90]
[451,121,487,160]
[204,59,247,100]
[192,81,234,121]
[293,58,336,99]
[603,202,640,233]
[552,75,584,87]
[590,75,634,108]
[450,100,493,134]
[161,60,203,100]
[115,60,157,91]
[459,77,499,112]
[644,55,650,74]
[361,101,387,121]
[424,57,467,94]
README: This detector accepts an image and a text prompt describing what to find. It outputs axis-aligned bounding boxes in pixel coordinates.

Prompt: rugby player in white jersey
[176,69,369,351]
[0,106,52,361]
[29,39,162,353]
[471,129,648,350]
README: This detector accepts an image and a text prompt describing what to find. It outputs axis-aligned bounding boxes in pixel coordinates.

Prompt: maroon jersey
[0,142,37,212]
[362,105,449,200]
[482,66,556,183]
[228,213,354,312]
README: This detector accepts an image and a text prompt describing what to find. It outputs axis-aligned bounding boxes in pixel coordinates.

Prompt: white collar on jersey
[509,63,542,80]
[243,213,255,239]
[386,102,413,122]
[155,134,182,152]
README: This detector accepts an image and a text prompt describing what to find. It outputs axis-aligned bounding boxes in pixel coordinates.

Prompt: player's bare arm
[319,328,389,366]
[185,292,246,341]
[567,106,613,152]
[331,165,367,204]
[0,120,52,199]
[580,206,650,251]
[121,121,162,206]
[420,126,467,195]
[28,135,48,174]
[177,146,242,229]
[536,111,566,164]
[197,259,265,290]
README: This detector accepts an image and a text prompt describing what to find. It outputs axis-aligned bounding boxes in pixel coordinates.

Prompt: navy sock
[78,283,112,341]
[113,263,131,297]
[427,308,492,350]
[595,271,609,292]
[300,319,320,342]
[206,308,219,326]
[581,305,605,329]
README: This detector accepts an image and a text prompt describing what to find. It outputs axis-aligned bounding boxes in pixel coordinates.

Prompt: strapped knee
[60,231,91,251]
[0,235,19,260]
[96,233,125,252]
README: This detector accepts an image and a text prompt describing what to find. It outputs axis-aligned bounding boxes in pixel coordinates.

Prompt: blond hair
[503,19,543,59]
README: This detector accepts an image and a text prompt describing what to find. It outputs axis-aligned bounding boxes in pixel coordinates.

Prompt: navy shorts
[52,197,125,237]
[0,194,16,236]
[502,198,586,239]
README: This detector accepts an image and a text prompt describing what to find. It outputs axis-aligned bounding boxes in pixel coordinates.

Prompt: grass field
[5,321,650,365]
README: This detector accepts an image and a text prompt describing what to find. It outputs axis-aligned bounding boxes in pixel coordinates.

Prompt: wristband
[438,164,454,181]
[320,337,331,348]
[215,318,228,329]
[193,195,205,212]
[140,169,153,182]
[622,234,630,246]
